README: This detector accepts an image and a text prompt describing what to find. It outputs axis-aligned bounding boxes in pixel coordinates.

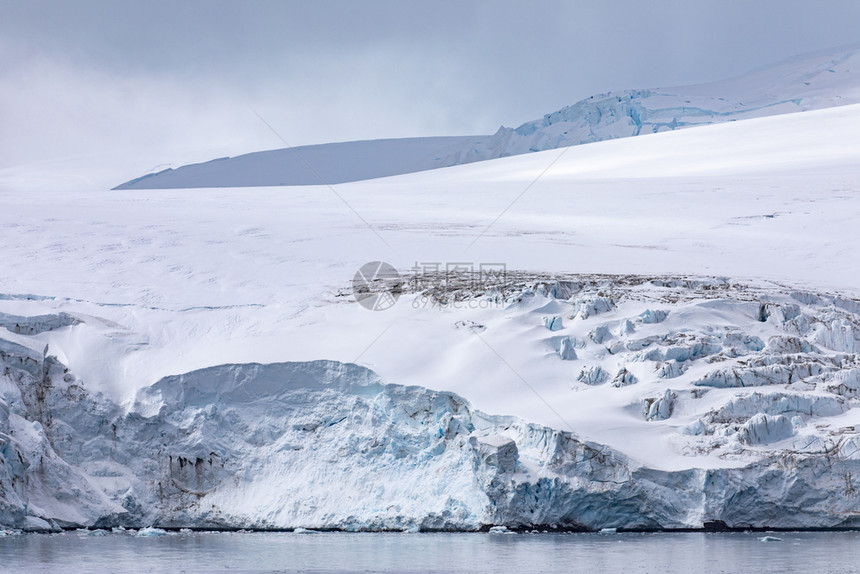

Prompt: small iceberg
[136,526,169,537]
[759,535,782,542]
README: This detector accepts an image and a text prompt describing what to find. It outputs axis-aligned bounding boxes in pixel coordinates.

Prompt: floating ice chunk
[488,525,513,534]
[638,309,668,324]
[578,366,608,385]
[558,337,577,360]
[738,414,794,445]
[543,316,564,331]
[759,536,782,542]
[136,527,169,537]
[599,527,618,534]
[293,527,316,534]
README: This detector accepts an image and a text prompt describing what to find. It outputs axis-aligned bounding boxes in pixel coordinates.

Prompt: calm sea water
[0,530,858,573]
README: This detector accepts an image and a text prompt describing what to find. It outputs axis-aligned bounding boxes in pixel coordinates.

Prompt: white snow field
[113,136,486,189]
[1,99,860,530]
[115,42,860,189]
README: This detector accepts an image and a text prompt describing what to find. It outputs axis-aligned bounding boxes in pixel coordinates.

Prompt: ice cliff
[3,275,860,532]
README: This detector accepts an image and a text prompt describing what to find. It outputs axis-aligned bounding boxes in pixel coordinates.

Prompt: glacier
[3,63,860,533]
[2,275,860,532]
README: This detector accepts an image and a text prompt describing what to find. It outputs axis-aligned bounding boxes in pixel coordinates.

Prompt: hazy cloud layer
[3,0,860,176]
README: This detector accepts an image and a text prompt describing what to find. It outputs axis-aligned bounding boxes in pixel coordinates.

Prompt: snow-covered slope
[2,100,860,530]
[115,42,860,189]
[114,136,484,189]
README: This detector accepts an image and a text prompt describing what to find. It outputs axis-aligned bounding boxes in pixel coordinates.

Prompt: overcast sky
[3,0,860,176]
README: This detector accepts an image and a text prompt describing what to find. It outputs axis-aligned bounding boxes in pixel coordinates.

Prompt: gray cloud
[2,0,860,178]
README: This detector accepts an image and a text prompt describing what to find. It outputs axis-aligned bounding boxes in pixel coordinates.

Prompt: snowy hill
[461,42,860,162]
[2,98,860,529]
[115,43,860,189]
[114,136,484,189]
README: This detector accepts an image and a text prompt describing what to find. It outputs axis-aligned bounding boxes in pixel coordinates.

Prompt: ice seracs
[738,414,795,445]
[2,274,860,530]
[557,336,577,361]
[644,389,676,421]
